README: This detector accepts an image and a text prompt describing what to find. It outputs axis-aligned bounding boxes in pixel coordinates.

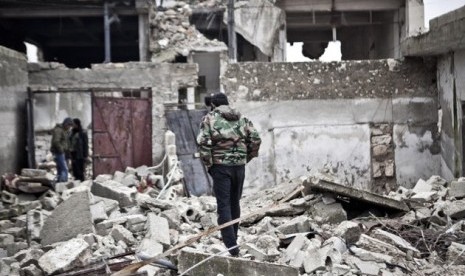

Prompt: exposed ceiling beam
[276,0,403,12]
[0,7,138,18]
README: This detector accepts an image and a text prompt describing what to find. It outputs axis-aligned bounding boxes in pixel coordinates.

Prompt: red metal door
[92,97,152,176]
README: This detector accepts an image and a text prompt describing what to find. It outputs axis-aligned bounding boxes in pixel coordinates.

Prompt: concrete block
[95,174,112,183]
[122,174,138,187]
[199,213,217,230]
[125,167,137,175]
[40,192,94,245]
[303,248,326,273]
[276,215,312,234]
[6,242,28,256]
[348,246,393,263]
[26,210,44,243]
[137,239,164,259]
[310,202,347,224]
[3,227,26,240]
[113,171,125,183]
[178,248,299,276]
[410,191,438,202]
[61,185,90,201]
[0,260,11,275]
[110,225,136,246]
[93,196,119,214]
[0,220,14,232]
[14,248,44,267]
[283,234,309,263]
[38,238,91,275]
[334,221,361,244]
[1,190,18,205]
[353,259,383,276]
[40,190,61,210]
[91,180,136,207]
[145,213,170,247]
[289,250,306,268]
[161,208,182,230]
[412,178,432,193]
[443,199,465,219]
[447,242,465,264]
[90,201,108,223]
[54,181,74,193]
[0,234,14,246]
[244,243,269,261]
[449,180,465,199]
[20,264,42,276]
[356,234,406,257]
[21,169,47,178]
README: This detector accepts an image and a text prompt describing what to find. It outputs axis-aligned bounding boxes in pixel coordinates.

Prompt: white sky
[287,0,465,62]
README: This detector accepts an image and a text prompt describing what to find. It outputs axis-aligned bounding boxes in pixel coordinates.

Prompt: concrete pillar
[406,0,425,37]
[187,87,195,110]
[138,14,149,61]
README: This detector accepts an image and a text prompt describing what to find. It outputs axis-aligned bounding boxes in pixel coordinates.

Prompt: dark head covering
[62,117,73,126]
[211,93,229,107]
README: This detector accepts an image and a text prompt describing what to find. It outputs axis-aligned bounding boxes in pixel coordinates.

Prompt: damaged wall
[0,46,28,175]
[28,62,198,164]
[222,59,439,193]
[437,50,465,181]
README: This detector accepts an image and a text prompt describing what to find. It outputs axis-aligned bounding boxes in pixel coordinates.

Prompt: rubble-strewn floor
[2,168,465,276]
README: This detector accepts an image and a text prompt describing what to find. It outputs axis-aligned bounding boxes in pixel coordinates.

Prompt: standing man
[50,117,73,182]
[70,118,89,181]
[197,93,261,256]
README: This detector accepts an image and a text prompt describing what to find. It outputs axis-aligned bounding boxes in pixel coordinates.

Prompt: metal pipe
[104,1,111,63]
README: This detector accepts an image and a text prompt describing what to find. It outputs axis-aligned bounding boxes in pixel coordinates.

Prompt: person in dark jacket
[197,93,261,256]
[51,117,73,182]
[70,118,89,181]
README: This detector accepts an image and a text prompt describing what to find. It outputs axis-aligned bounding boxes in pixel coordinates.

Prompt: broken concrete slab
[283,234,309,263]
[38,238,91,275]
[410,191,439,203]
[356,234,406,257]
[334,221,361,244]
[353,258,384,276]
[14,248,44,267]
[304,177,409,212]
[40,192,94,245]
[20,169,47,178]
[91,180,136,207]
[449,180,465,199]
[371,229,420,254]
[276,215,313,234]
[110,225,136,246]
[412,178,432,193]
[26,210,44,243]
[310,201,347,224]
[178,248,299,276]
[90,201,108,223]
[444,199,465,219]
[145,213,170,247]
[447,242,465,264]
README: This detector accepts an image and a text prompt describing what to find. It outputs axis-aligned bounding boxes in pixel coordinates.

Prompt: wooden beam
[277,0,403,12]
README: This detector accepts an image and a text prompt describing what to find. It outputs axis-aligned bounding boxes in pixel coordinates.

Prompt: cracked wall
[0,46,28,175]
[223,58,440,193]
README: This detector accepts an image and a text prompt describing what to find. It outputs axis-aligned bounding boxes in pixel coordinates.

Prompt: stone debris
[3,164,465,275]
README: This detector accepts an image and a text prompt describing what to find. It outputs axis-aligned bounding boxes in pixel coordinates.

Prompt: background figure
[50,117,73,182]
[70,118,89,181]
[197,93,261,256]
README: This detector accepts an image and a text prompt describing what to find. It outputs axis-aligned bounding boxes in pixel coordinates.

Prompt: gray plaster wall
[224,59,440,193]
[0,46,28,175]
[438,54,456,181]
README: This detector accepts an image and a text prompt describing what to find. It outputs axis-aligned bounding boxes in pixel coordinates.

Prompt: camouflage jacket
[50,124,70,154]
[197,105,261,168]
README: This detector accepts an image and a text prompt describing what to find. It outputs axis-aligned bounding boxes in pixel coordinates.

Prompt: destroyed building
[1,0,465,275]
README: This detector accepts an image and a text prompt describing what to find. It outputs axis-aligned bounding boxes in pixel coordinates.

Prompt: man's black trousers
[210,164,245,255]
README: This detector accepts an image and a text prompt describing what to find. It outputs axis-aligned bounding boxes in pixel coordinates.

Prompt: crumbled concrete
[90,201,108,223]
[40,192,94,245]
[38,238,91,274]
[447,242,465,264]
[449,180,465,199]
[310,202,347,224]
[145,213,170,247]
[276,215,313,234]
[26,210,44,243]
[91,180,136,207]
[371,229,420,254]
[110,225,136,246]
[178,248,299,276]
[334,221,362,244]
[356,234,406,257]
[443,199,465,219]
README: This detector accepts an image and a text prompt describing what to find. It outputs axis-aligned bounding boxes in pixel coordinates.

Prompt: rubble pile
[2,170,465,275]
[149,1,227,62]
